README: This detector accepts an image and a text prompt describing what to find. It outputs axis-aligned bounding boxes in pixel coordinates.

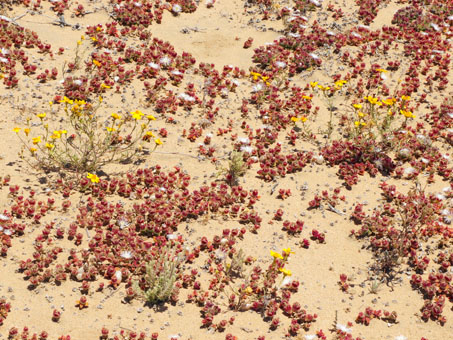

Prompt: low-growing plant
[14,97,162,174]
[133,247,183,304]
[219,151,247,186]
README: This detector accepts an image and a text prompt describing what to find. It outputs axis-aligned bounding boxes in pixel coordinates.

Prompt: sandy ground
[0,1,452,340]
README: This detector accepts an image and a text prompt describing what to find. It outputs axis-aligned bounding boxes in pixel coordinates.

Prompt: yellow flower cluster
[250,71,271,86]
[87,173,100,183]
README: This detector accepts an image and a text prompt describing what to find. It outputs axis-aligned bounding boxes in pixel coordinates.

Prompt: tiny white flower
[430,23,440,31]
[252,83,264,92]
[172,4,182,13]
[114,76,119,82]
[240,146,253,154]
[398,148,411,158]
[220,238,228,245]
[304,335,317,340]
[275,61,287,68]
[134,1,142,7]
[309,53,320,60]
[117,219,130,230]
[74,79,83,86]
[178,93,195,102]
[288,32,300,38]
[159,56,172,66]
[120,250,133,259]
[1,48,9,55]
[357,25,370,30]
[167,234,177,240]
[115,270,122,282]
[239,137,250,144]
[336,323,352,333]
[205,0,214,5]
[171,70,183,76]
[420,158,429,164]
[231,79,240,86]
[351,32,362,38]
[435,193,446,201]
[205,133,213,138]
[301,15,309,21]
[3,229,12,236]
[0,57,9,63]
[279,275,292,288]
[404,167,416,176]
[381,72,387,80]
[309,0,321,7]
[448,15,453,21]
[0,214,10,221]
[299,24,308,29]
[220,88,229,97]
[147,62,160,70]
[327,31,336,36]
[447,112,453,118]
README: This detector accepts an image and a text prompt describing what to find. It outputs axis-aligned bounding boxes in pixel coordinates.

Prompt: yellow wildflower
[77,40,82,46]
[81,35,85,40]
[382,98,396,106]
[146,114,156,121]
[401,95,411,101]
[101,83,110,89]
[32,136,41,145]
[358,111,365,118]
[310,81,318,88]
[302,95,312,100]
[91,37,97,42]
[99,96,103,103]
[400,110,415,118]
[270,250,284,260]
[45,143,55,150]
[29,147,37,154]
[92,59,101,67]
[13,127,20,133]
[24,128,30,136]
[353,103,362,109]
[111,113,121,120]
[375,68,388,73]
[291,117,300,122]
[49,101,53,106]
[244,286,253,295]
[354,121,366,127]
[60,96,74,105]
[154,138,163,145]
[37,113,46,120]
[365,96,379,105]
[279,268,292,276]
[250,71,261,81]
[106,127,115,132]
[131,110,144,120]
[86,173,100,183]
[334,80,347,88]
[282,247,295,255]
[145,131,154,138]
[300,116,307,123]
